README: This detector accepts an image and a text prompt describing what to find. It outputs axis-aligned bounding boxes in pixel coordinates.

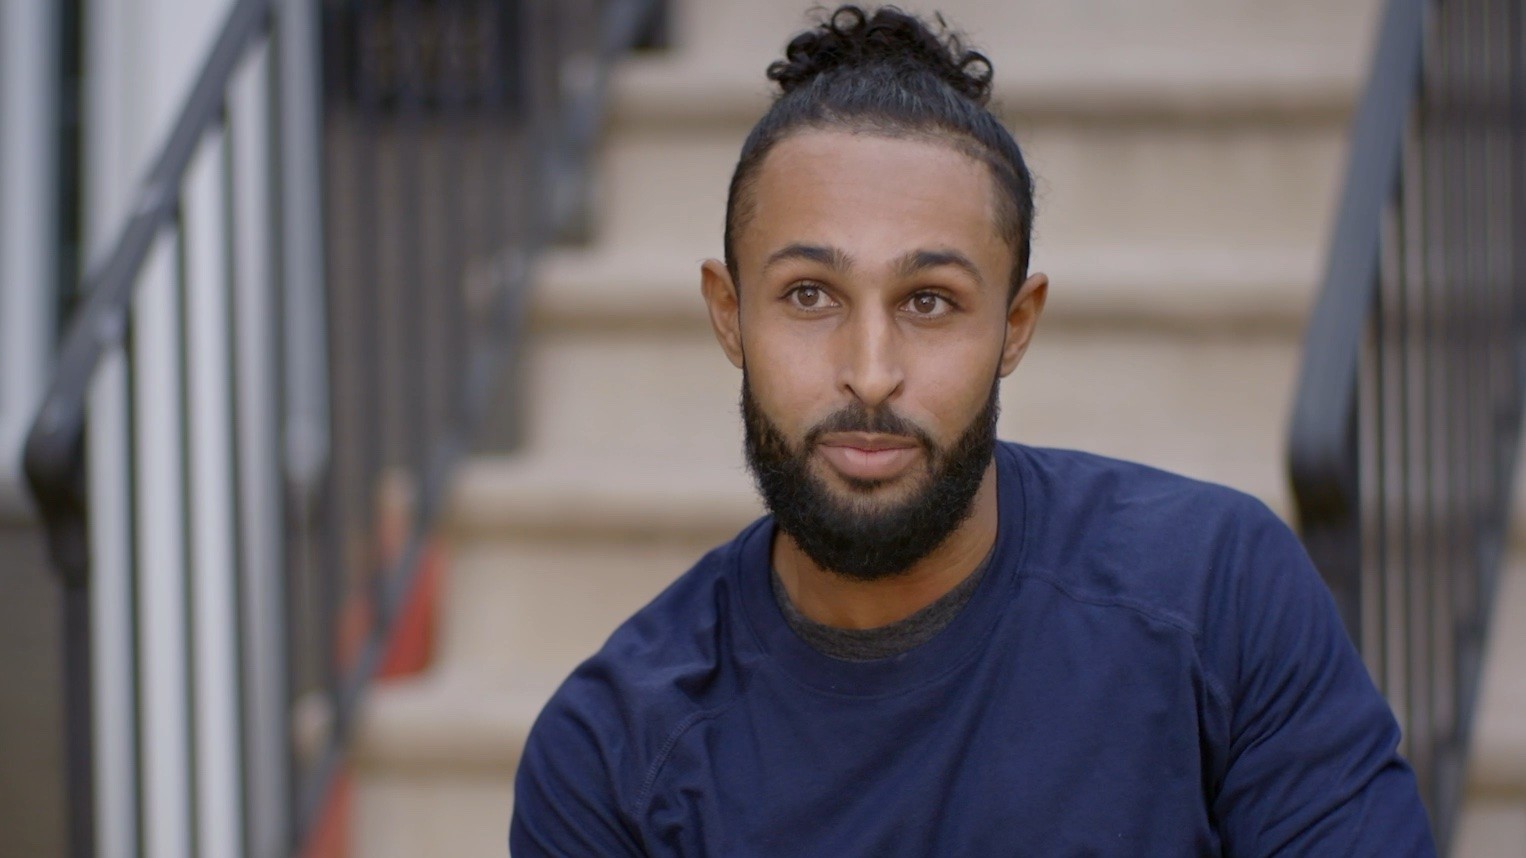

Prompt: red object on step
[300,768,352,858]
[306,495,450,858]
[380,536,448,678]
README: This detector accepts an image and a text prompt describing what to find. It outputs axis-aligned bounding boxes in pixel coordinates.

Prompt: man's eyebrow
[762,243,854,275]
[893,248,986,289]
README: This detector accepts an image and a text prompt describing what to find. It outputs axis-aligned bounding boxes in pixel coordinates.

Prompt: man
[510,5,1435,855]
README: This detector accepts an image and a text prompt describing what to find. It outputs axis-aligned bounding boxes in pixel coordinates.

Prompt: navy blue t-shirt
[510,443,1435,856]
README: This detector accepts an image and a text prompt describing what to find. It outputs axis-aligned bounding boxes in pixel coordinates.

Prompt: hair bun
[767,5,993,105]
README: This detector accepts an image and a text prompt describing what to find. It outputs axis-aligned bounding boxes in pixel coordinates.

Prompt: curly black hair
[724,5,1035,294]
[767,6,993,103]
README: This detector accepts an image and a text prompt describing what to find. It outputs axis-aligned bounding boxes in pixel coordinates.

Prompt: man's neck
[772,460,1000,629]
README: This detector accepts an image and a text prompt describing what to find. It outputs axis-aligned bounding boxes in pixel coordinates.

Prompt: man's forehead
[756,129,991,185]
[741,130,1007,271]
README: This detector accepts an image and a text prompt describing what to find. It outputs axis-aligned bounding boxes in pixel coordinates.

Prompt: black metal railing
[293,0,665,846]
[1287,0,1526,851]
[20,1,664,856]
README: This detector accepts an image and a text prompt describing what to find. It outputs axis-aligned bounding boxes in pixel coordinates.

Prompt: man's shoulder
[1003,442,1295,633]
[601,520,758,664]
[1006,442,1278,532]
[524,517,765,786]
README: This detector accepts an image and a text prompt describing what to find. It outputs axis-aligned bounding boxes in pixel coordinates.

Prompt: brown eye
[908,292,949,316]
[788,285,831,310]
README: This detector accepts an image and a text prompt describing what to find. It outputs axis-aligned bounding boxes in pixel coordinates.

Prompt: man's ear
[701,259,746,369]
[999,272,1048,377]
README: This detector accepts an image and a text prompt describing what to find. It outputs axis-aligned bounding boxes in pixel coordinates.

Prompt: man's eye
[907,292,951,316]
[788,285,830,309]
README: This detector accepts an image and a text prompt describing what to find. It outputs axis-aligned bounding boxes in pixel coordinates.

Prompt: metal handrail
[1287,0,1526,850]
[22,1,668,856]
[22,0,275,588]
[1287,0,1425,578]
[21,6,280,857]
[0,0,61,515]
[291,0,665,841]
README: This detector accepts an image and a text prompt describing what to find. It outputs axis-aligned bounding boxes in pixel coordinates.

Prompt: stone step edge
[532,246,1320,336]
[608,51,1360,130]
[448,449,1526,557]
[446,451,1277,541]
[1468,565,1526,797]
[446,457,764,542]
[344,671,553,776]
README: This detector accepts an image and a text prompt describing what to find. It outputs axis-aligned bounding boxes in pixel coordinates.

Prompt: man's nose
[836,307,905,409]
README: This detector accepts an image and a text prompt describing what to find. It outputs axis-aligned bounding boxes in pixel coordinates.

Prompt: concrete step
[1455,563,1526,857]
[350,467,763,857]
[1470,564,1526,800]
[438,442,1526,688]
[587,1,1380,269]
[612,0,1378,128]
[590,107,1349,277]
[440,455,761,677]
[350,671,535,858]
[434,435,1288,693]
[1455,801,1526,858]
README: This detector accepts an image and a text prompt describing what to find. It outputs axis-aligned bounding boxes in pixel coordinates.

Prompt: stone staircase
[1459,561,1526,855]
[346,2,1526,855]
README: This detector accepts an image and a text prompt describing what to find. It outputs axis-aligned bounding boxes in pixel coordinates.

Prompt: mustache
[803,403,936,450]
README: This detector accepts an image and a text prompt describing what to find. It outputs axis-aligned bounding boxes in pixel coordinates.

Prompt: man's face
[704,130,1043,579]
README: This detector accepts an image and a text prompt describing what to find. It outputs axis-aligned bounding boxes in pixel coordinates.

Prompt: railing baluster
[19,2,666,854]
[184,128,243,858]
[1456,0,1484,722]
[219,96,256,858]
[397,0,428,490]
[276,0,330,512]
[348,0,382,706]
[133,225,192,858]
[1511,0,1526,476]
[274,1,331,736]
[0,0,60,493]
[1436,2,1468,801]
[437,3,467,453]
[58,582,95,858]
[88,351,136,858]
[1488,0,1518,521]
[228,37,288,858]
[1377,197,1400,734]
[1401,112,1434,809]
[1359,311,1381,665]
[315,0,361,721]
[1514,0,1526,378]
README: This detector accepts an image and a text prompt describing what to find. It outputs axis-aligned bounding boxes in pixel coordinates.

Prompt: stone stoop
[350,470,764,856]
[339,2,1510,854]
[1455,563,1526,858]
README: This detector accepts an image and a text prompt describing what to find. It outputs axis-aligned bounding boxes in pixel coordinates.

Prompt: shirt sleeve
[509,685,648,857]
[1210,506,1436,857]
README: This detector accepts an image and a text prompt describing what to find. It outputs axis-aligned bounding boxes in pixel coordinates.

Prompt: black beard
[741,374,999,582]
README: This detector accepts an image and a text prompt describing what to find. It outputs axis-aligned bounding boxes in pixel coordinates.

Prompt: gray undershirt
[769,550,992,662]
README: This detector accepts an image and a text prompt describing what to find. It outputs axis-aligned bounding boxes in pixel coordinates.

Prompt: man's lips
[815,432,922,481]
